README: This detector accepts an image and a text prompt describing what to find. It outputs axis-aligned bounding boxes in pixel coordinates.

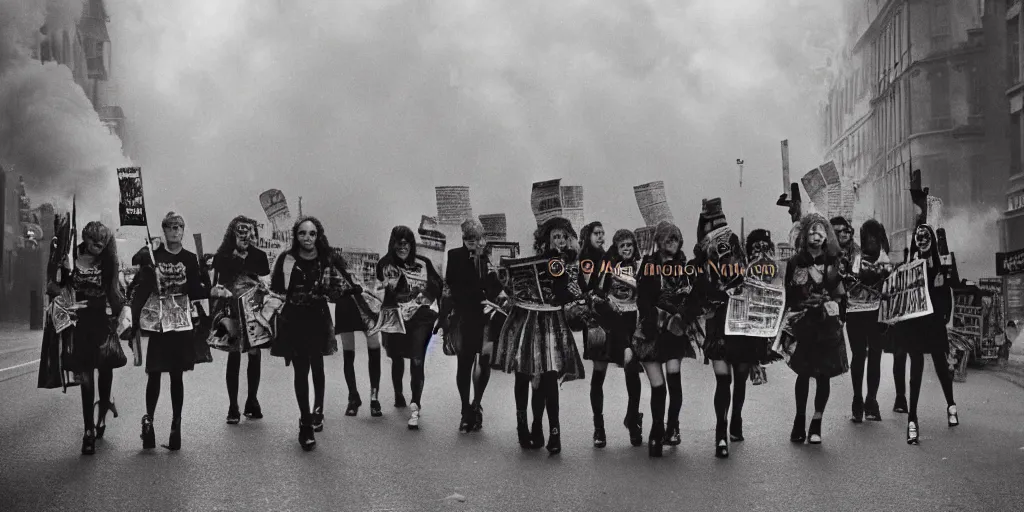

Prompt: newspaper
[878,259,934,324]
[724,279,786,338]
[531,179,563,226]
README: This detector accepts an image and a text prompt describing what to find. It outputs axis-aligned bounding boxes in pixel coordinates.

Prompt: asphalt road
[1,323,1023,512]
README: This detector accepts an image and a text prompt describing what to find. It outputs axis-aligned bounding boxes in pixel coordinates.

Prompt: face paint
[394,238,411,260]
[550,229,568,251]
[618,240,635,260]
[661,236,680,255]
[808,223,827,248]
[750,240,771,259]
[591,228,605,249]
[915,227,932,253]
[235,223,252,250]
[297,221,318,251]
[85,238,106,256]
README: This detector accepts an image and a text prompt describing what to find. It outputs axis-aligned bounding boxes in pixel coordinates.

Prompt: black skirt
[146,330,196,373]
[382,307,438,360]
[783,310,849,379]
[895,313,949,355]
[702,308,778,365]
[272,302,337,360]
[448,307,488,356]
[64,306,110,373]
[334,295,369,333]
[846,311,887,353]
[584,310,637,367]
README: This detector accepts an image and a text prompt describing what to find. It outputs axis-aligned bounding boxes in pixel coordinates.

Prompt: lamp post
[736,158,745,242]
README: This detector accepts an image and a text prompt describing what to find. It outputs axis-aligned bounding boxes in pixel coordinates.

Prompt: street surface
[1,323,1023,512]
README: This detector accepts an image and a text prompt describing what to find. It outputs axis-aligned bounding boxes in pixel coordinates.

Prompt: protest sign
[878,259,933,324]
[116,167,147,226]
[531,179,562,226]
[498,255,559,307]
[724,279,786,338]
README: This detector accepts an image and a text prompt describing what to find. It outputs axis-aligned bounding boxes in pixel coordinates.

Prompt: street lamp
[736,159,745,242]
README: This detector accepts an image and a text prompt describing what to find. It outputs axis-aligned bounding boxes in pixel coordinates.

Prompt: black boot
[346,393,362,417]
[851,396,864,423]
[625,412,644,447]
[864,399,882,421]
[593,414,606,448]
[516,411,532,449]
[807,417,823,444]
[790,414,806,443]
[95,400,117,439]
[546,427,561,455]
[893,395,908,414]
[141,415,155,449]
[459,405,474,433]
[82,428,96,455]
[312,407,324,432]
[729,416,744,442]
[226,405,241,425]
[162,418,181,451]
[299,418,316,451]
[244,398,263,419]
[648,422,664,458]
[472,405,483,431]
[369,389,382,417]
[530,420,545,449]
[663,421,681,446]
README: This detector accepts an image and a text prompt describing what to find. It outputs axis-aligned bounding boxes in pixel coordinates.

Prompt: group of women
[49,196,961,458]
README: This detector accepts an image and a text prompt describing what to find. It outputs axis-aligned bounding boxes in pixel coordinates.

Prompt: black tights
[79,369,113,430]
[847,320,882,402]
[514,372,560,430]
[391,357,425,407]
[226,351,261,408]
[794,375,831,417]
[456,352,492,410]
[713,363,749,433]
[908,351,956,422]
[343,348,381,397]
[589,366,642,421]
[292,354,325,422]
[146,372,184,426]
[893,349,907,398]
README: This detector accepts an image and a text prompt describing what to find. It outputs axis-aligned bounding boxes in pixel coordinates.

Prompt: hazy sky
[6,0,844,254]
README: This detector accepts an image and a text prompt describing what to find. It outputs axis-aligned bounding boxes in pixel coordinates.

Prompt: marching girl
[47,221,129,454]
[701,228,780,458]
[493,217,586,455]
[131,212,208,451]
[208,216,270,425]
[270,216,358,450]
[335,250,384,418]
[578,221,606,269]
[897,224,958,444]
[778,214,849,445]
[586,228,644,448]
[444,219,503,432]
[376,226,443,430]
[842,219,892,422]
[631,220,700,457]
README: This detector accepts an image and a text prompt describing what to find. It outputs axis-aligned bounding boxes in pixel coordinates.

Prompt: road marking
[0,359,40,373]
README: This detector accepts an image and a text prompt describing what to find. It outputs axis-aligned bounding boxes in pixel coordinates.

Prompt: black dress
[444,246,502,356]
[270,254,337,360]
[62,263,123,372]
[893,257,951,355]
[131,246,207,374]
[633,252,701,363]
[778,253,849,379]
[702,259,783,366]
[585,257,641,368]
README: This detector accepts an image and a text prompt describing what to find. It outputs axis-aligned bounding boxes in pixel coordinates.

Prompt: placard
[996,247,1024,276]
[724,279,786,337]
[847,256,893,312]
[531,179,562,226]
[498,255,558,306]
[116,167,147,226]
[878,259,934,324]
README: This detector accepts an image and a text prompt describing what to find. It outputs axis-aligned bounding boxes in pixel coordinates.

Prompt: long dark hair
[579,221,604,262]
[533,217,578,259]
[386,225,417,263]
[290,216,332,264]
[216,215,258,260]
[79,221,123,303]
[859,219,889,256]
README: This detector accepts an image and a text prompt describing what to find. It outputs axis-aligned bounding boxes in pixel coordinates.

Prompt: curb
[980,360,1024,389]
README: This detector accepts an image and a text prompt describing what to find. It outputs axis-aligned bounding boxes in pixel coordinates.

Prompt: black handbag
[97,319,128,369]
[192,301,214,364]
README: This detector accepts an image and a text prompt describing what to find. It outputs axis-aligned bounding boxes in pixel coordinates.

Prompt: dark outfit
[132,247,207,374]
[376,253,442,408]
[633,252,701,363]
[843,247,892,418]
[445,246,503,429]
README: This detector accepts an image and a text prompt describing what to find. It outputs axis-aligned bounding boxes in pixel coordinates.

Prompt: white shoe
[408,403,420,430]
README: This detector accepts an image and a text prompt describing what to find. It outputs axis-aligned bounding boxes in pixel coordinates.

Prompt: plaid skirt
[491,306,585,383]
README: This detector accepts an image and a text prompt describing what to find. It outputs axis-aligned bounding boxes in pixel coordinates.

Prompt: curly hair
[794,213,841,258]
[80,221,123,304]
[859,219,890,255]
[605,229,638,263]
[290,216,332,264]
[533,217,578,259]
[578,221,604,262]
[386,225,418,263]
[216,215,258,260]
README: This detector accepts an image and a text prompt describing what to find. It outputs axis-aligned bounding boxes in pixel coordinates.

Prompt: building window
[932,0,952,50]
[1010,17,1021,85]
[930,69,951,129]
[1012,112,1022,175]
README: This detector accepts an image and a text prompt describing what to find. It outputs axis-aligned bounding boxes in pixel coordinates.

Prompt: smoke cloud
[0,0,131,223]
[101,0,841,252]
[939,206,1003,280]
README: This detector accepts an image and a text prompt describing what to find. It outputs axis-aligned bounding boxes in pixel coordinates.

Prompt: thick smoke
[104,0,841,251]
[0,0,130,223]
[939,206,1003,280]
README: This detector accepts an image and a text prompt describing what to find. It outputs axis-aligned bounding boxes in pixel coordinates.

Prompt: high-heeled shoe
[516,411,532,449]
[907,420,919,445]
[530,421,545,449]
[546,427,561,455]
[790,414,806,443]
[729,417,744,442]
[947,405,959,427]
[593,414,606,448]
[345,394,362,417]
[472,405,483,431]
[459,406,473,433]
[82,428,96,455]
[893,395,908,414]
[625,412,644,447]
[807,417,822,444]
[648,426,664,458]
[715,438,729,458]
[95,400,117,439]
[243,398,263,419]
[162,419,181,451]
[663,422,681,446]
[850,396,864,423]
[226,405,241,425]
[312,407,324,432]
[864,399,882,422]
[299,419,316,451]
[141,415,155,449]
